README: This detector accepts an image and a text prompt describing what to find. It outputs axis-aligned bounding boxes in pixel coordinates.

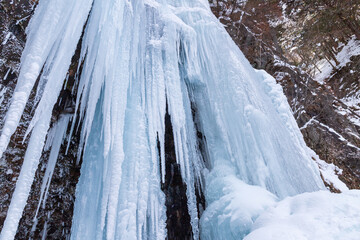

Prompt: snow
[316,158,349,192]
[201,174,356,240]
[244,190,360,240]
[1,0,359,239]
[201,175,277,239]
[341,95,360,125]
[300,116,360,151]
[317,122,360,151]
[314,36,360,83]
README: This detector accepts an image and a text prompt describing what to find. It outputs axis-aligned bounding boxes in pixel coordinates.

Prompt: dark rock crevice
[177,37,208,227]
[161,108,193,240]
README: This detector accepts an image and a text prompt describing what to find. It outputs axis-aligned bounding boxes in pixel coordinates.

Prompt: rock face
[0,0,359,239]
[0,0,35,233]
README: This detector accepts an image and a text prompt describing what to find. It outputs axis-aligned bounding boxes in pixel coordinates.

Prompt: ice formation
[1,0,358,240]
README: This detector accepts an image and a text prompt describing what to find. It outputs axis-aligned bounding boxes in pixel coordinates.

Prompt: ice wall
[0,0,325,239]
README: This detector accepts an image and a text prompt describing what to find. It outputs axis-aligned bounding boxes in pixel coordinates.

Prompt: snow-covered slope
[314,37,360,84]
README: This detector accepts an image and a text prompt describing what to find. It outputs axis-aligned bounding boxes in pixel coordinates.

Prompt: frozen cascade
[0,0,338,239]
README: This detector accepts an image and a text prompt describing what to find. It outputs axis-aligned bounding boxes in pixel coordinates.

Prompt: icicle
[0,87,7,106]
[0,0,91,159]
[32,115,70,231]
[71,1,169,239]
[0,0,93,239]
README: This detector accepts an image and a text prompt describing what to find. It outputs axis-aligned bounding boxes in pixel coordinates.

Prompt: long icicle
[0,0,93,239]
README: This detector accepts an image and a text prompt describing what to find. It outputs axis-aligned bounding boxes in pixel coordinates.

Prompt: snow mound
[245,190,360,240]
[202,179,360,240]
[200,173,277,240]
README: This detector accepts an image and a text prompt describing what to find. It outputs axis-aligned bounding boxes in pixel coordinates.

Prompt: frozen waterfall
[5,0,358,239]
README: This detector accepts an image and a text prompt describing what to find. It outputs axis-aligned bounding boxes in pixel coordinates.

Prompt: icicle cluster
[0,0,326,240]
